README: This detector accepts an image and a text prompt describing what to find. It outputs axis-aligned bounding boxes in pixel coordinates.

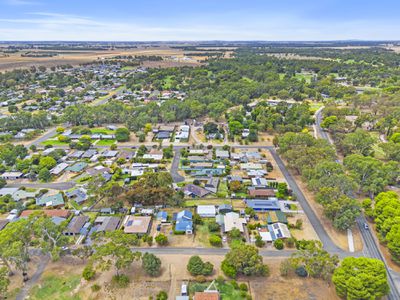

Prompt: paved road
[6,181,75,190]
[316,107,400,299]
[29,127,58,147]
[170,147,185,183]
[269,148,344,254]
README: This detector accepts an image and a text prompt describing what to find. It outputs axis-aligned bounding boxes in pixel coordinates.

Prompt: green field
[30,274,81,300]
[95,139,116,146]
[41,139,69,146]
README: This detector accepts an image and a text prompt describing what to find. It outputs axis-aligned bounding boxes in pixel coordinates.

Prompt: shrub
[155,234,168,246]
[239,283,248,291]
[156,291,168,300]
[209,234,222,247]
[295,266,308,277]
[255,235,265,248]
[111,274,130,288]
[187,256,214,276]
[82,263,96,280]
[285,237,296,248]
[274,239,284,250]
[142,253,162,277]
[91,284,101,292]
[146,236,153,246]
[230,280,239,289]
[208,221,220,232]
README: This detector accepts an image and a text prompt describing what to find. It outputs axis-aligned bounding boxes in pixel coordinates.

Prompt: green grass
[121,66,135,71]
[189,281,248,299]
[216,181,229,198]
[163,75,174,89]
[295,73,313,84]
[41,140,69,146]
[185,199,231,207]
[95,139,116,146]
[30,274,81,300]
[90,128,115,134]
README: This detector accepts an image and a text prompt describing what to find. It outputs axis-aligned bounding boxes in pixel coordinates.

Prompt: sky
[0,0,399,41]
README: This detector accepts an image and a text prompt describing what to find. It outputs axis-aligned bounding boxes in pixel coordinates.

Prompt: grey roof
[64,216,89,234]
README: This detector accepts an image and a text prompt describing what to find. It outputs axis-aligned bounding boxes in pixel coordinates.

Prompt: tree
[82,263,96,281]
[0,179,6,189]
[115,127,130,142]
[155,234,168,246]
[91,233,141,276]
[209,234,222,247]
[229,180,242,192]
[0,267,10,298]
[39,156,57,170]
[340,129,375,156]
[332,257,389,300]
[33,215,69,261]
[288,241,338,281]
[187,256,213,276]
[162,145,173,159]
[221,244,268,278]
[156,291,168,300]
[274,239,284,250]
[0,218,35,280]
[142,253,161,277]
[38,168,51,182]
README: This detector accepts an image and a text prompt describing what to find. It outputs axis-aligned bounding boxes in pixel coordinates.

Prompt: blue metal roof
[245,199,280,211]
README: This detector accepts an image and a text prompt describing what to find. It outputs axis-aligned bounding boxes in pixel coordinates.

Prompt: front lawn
[95,139,116,146]
[29,274,81,300]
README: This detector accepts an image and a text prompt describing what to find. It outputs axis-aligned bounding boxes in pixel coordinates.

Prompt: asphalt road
[315,107,400,299]
[6,181,75,190]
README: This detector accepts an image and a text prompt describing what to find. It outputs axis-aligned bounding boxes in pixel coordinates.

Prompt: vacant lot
[25,255,339,300]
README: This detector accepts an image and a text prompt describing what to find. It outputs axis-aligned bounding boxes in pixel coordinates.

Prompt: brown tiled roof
[20,209,71,218]
[249,189,275,198]
[194,292,219,300]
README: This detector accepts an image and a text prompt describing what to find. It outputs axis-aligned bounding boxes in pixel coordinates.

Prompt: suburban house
[245,199,280,211]
[123,216,152,235]
[267,222,291,240]
[50,163,69,176]
[36,193,65,207]
[175,210,193,234]
[182,184,211,198]
[156,211,168,223]
[65,188,88,204]
[64,216,89,236]
[204,177,220,194]
[197,205,216,218]
[215,150,230,159]
[94,216,121,232]
[251,177,268,188]
[193,292,220,300]
[66,162,88,173]
[0,171,23,180]
[248,189,276,198]
[82,149,97,159]
[227,175,243,184]
[223,212,247,233]
[20,209,71,219]
[101,150,118,158]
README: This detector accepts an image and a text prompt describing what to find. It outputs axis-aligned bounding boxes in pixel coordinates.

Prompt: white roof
[0,187,19,196]
[224,212,246,232]
[197,205,216,215]
[259,230,273,242]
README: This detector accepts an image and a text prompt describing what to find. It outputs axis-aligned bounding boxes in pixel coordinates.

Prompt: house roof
[183,184,210,198]
[268,222,291,240]
[194,292,219,300]
[249,189,276,198]
[0,187,19,196]
[124,216,151,234]
[177,210,192,220]
[66,162,88,172]
[95,216,121,232]
[20,209,71,218]
[223,212,246,232]
[175,219,193,232]
[197,205,216,216]
[65,216,89,234]
[245,199,280,211]
[36,193,65,207]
